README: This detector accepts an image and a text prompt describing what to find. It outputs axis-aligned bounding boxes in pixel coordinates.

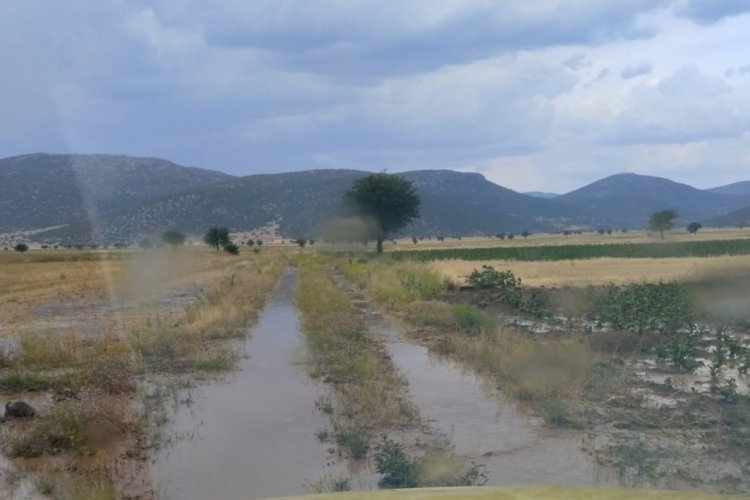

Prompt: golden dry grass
[0,248,245,329]
[431,255,750,287]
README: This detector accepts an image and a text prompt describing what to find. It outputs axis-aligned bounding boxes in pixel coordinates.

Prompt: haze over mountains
[2,153,749,244]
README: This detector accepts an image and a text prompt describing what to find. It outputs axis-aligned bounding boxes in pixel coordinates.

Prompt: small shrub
[374,437,419,488]
[223,242,240,255]
[718,378,740,403]
[540,397,569,426]
[451,304,494,335]
[613,439,661,480]
[14,243,29,253]
[466,265,521,290]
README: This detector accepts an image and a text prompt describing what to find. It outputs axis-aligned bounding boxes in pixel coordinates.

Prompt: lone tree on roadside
[161,230,186,247]
[344,173,420,254]
[14,243,28,253]
[649,209,679,239]
[203,226,230,250]
[687,222,702,234]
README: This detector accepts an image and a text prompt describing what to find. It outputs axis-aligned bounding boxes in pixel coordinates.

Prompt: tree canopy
[203,226,230,250]
[686,222,702,234]
[344,173,420,253]
[649,209,678,239]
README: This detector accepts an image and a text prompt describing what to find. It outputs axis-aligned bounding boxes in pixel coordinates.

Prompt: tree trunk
[376,238,383,254]
[660,230,664,240]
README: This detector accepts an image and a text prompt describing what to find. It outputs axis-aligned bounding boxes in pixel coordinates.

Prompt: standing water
[151,269,343,499]
[329,268,609,486]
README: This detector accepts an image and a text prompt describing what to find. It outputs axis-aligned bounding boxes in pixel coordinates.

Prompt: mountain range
[2,153,749,244]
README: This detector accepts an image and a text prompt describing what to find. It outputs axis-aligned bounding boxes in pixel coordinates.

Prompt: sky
[1,1,749,193]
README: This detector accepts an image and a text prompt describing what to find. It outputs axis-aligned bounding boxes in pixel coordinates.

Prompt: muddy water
[329,269,608,486]
[373,319,607,485]
[150,269,343,499]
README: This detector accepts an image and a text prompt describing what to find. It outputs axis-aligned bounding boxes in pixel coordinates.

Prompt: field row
[387,238,750,262]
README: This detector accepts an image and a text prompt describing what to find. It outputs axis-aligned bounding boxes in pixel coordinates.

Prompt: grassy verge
[294,255,417,458]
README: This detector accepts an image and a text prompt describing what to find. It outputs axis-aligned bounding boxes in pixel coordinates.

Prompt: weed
[306,474,351,493]
[314,428,330,442]
[5,397,131,458]
[190,349,237,372]
[314,395,334,415]
[613,439,661,481]
[655,332,700,371]
[540,397,569,427]
[450,303,494,335]
[0,371,49,392]
[335,427,369,459]
[718,378,740,404]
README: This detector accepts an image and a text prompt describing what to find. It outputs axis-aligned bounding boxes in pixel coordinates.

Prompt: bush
[223,242,240,255]
[14,243,29,253]
[451,304,493,335]
[466,265,520,290]
[374,437,419,488]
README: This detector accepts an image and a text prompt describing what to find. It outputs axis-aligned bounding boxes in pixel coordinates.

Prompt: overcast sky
[2,1,749,193]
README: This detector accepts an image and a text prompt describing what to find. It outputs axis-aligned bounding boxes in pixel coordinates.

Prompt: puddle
[150,269,345,499]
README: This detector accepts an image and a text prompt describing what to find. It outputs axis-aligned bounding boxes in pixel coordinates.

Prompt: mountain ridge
[2,153,749,243]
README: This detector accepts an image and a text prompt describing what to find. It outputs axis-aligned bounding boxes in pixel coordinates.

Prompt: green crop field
[384,238,750,262]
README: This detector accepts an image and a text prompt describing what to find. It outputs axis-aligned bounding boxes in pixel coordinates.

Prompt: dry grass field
[432,255,750,287]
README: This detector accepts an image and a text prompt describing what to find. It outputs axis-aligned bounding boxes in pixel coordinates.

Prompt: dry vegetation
[0,247,287,498]
[294,255,418,460]
[432,255,750,287]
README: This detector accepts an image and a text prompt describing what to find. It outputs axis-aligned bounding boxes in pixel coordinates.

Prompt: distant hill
[0,153,233,233]
[704,205,750,228]
[524,191,559,199]
[90,169,592,242]
[708,181,750,196]
[3,154,749,243]
[556,173,750,228]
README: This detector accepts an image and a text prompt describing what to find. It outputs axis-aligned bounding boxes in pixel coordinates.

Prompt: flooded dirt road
[373,319,608,486]
[151,269,343,499]
[328,268,610,487]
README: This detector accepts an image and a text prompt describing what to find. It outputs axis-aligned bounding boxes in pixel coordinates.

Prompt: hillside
[704,205,750,228]
[0,153,233,232]
[86,169,591,242]
[4,154,750,243]
[708,181,750,196]
[557,173,750,227]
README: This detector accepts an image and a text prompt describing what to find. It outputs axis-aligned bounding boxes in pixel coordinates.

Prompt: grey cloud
[673,0,750,24]
[621,63,653,79]
[608,66,747,145]
[563,55,589,71]
[149,1,661,77]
